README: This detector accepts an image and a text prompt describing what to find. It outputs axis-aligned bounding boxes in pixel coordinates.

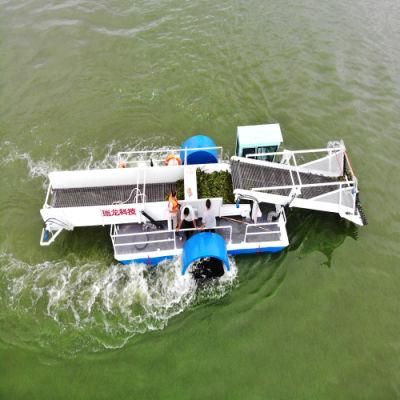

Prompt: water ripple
[0,253,237,356]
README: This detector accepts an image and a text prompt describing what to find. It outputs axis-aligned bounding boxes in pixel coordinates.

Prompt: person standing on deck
[177,205,197,239]
[168,190,180,229]
[201,199,216,232]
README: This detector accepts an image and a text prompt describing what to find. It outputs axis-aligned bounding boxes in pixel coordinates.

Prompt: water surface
[0,0,399,398]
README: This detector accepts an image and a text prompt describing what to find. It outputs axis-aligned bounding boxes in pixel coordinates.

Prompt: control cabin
[235,124,283,161]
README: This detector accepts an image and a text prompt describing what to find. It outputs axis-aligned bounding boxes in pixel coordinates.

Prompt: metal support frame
[232,145,362,224]
[110,225,234,256]
[117,146,223,168]
[243,221,282,242]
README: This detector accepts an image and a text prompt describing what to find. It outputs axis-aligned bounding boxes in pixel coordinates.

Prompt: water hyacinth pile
[174,169,234,204]
[196,168,235,204]
[174,178,183,200]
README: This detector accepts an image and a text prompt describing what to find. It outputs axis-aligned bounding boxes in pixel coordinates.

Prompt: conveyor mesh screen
[230,160,339,199]
[51,183,177,208]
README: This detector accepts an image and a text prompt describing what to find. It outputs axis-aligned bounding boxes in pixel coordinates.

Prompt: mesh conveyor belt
[51,183,177,208]
[230,160,340,199]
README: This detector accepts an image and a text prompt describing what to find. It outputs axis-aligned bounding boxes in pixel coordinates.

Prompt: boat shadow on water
[286,208,359,268]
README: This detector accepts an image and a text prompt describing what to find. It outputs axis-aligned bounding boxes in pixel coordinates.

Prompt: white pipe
[118,146,223,157]
[43,185,52,208]
[114,238,174,247]
[252,180,355,191]
[244,146,345,158]
[291,152,303,189]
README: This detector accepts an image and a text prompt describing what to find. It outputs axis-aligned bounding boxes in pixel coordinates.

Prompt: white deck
[110,212,288,263]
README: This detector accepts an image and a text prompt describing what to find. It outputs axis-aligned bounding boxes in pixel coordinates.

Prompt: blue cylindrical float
[180,135,218,165]
[181,232,230,275]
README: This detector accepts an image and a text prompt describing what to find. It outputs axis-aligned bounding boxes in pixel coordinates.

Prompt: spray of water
[1,149,61,180]
[0,138,179,186]
[0,253,238,354]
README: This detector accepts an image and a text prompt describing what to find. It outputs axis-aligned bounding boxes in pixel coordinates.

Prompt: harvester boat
[40,124,367,276]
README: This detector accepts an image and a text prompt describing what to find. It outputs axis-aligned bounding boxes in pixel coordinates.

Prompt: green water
[1,0,399,398]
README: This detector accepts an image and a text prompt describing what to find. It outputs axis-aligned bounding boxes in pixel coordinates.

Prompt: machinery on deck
[39,124,366,276]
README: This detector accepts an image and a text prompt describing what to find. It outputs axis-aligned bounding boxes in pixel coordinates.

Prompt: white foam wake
[1,149,61,179]
[0,138,178,186]
[0,253,237,353]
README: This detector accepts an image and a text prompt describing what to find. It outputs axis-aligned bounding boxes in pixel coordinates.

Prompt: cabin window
[242,147,256,158]
[256,146,278,161]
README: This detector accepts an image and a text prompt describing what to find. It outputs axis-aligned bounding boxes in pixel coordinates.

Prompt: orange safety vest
[168,194,179,214]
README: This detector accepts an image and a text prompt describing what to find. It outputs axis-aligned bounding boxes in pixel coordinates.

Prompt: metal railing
[245,147,346,185]
[244,221,282,243]
[246,147,356,215]
[110,224,233,255]
[43,185,52,208]
[177,225,233,243]
[117,146,223,168]
[252,180,355,192]
[255,179,355,210]
[110,227,175,255]
[238,145,360,221]
[245,146,345,159]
